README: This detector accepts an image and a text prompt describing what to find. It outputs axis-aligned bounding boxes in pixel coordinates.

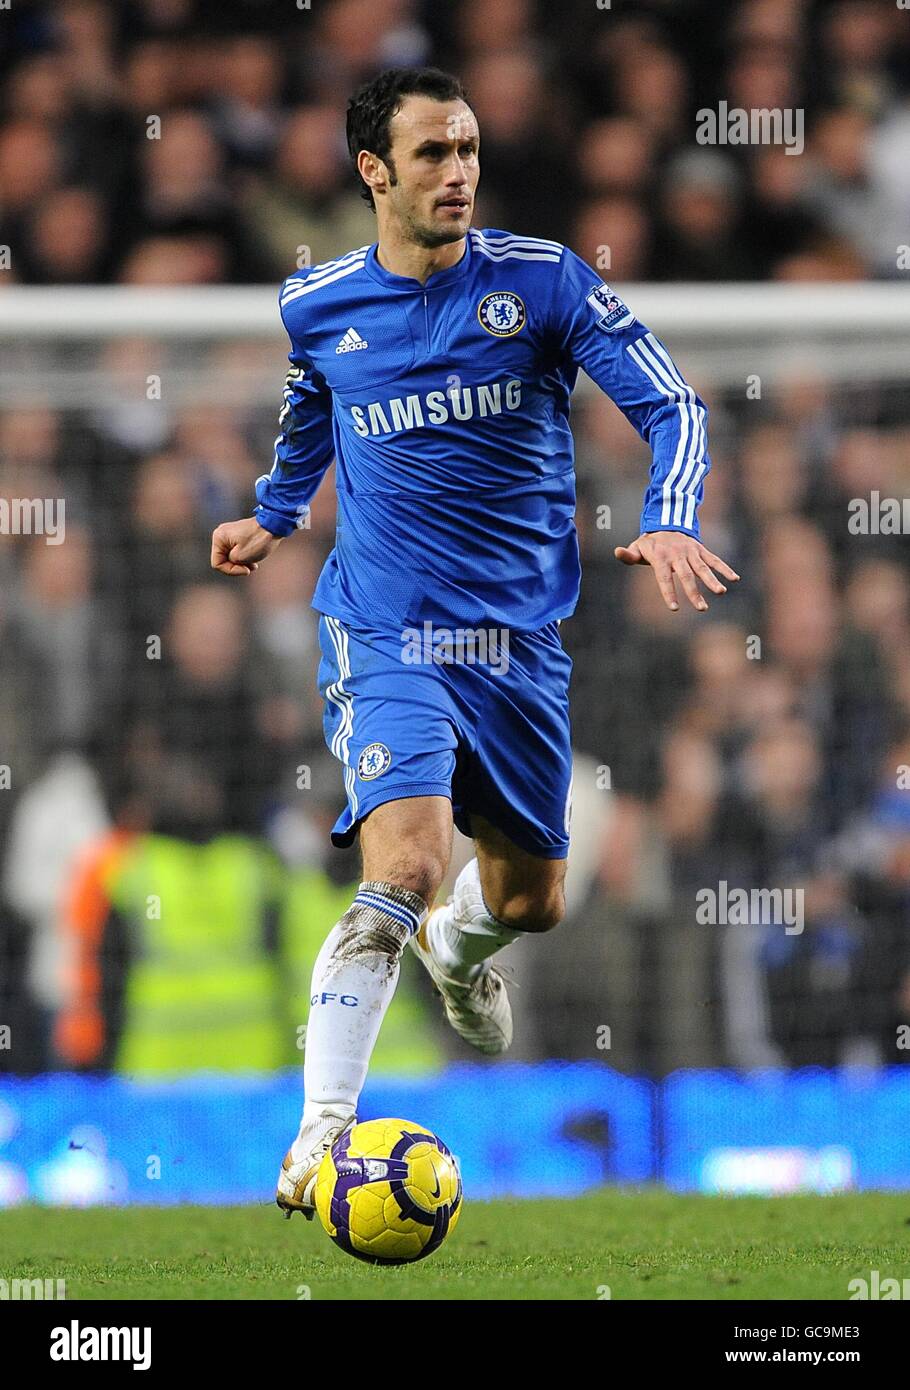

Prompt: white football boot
[409,906,513,1055]
[276,1108,355,1220]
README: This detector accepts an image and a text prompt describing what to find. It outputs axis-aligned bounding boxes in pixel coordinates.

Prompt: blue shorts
[317,614,573,859]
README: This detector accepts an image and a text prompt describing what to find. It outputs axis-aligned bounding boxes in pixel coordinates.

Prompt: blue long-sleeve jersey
[254,228,710,632]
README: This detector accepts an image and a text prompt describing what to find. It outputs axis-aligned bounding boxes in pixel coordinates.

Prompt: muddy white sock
[426,857,521,983]
[293,881,427,1161]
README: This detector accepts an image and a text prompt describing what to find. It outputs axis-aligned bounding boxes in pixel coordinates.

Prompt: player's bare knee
[491,886,566,934]
[366,854,444,911]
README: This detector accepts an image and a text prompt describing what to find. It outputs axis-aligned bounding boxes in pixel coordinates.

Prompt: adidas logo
[336,328,369,354]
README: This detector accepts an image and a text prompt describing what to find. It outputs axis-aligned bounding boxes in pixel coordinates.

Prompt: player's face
[382,96,479,247]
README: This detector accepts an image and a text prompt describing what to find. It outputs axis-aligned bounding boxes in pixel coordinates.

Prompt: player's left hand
[614,531,739,612]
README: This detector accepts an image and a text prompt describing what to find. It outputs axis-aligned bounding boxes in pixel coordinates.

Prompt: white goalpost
[1,283,909,402]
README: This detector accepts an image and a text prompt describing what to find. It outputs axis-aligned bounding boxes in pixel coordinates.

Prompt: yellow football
[314,1117,463,1264]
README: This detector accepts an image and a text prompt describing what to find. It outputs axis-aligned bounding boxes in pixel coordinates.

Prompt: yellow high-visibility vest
[280,869,444,1075]
[104,835,444,1076]
[105,834,285,1075]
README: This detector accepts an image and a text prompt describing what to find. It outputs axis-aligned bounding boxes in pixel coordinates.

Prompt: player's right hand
[210,517,283,576]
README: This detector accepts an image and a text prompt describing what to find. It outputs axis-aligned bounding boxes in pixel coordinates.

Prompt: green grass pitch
[3,1191,909,1300]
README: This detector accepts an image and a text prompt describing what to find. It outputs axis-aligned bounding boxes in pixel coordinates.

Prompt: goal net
[1,282,909,1088]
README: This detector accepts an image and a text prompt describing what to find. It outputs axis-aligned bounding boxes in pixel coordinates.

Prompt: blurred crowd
[0,0,909,285]
[0,0,909,1078]
[1,362,909,1076]
[565,372,910,1073]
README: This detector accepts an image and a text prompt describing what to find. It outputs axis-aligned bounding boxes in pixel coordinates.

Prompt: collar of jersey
[364,236,472,291]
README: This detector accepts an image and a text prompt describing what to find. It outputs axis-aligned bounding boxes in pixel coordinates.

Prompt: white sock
[426,858,521,983]
[293,881,428,1161]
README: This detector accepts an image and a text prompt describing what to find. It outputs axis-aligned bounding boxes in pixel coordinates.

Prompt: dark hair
[346,67,468,210]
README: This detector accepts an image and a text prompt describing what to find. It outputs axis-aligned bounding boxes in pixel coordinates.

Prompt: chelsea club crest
[477,292,526,337]
[358,743,392,780]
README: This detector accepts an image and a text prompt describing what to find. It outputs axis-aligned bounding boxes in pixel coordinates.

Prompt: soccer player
[211,67,738,1219]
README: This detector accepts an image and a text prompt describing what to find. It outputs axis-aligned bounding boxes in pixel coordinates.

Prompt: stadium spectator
[0,0,908,1077]
[237,105,377,277]
[651,150,750,281]
[1,0,907,283]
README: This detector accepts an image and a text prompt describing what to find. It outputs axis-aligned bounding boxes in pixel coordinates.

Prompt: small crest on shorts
[358,742,391,780]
